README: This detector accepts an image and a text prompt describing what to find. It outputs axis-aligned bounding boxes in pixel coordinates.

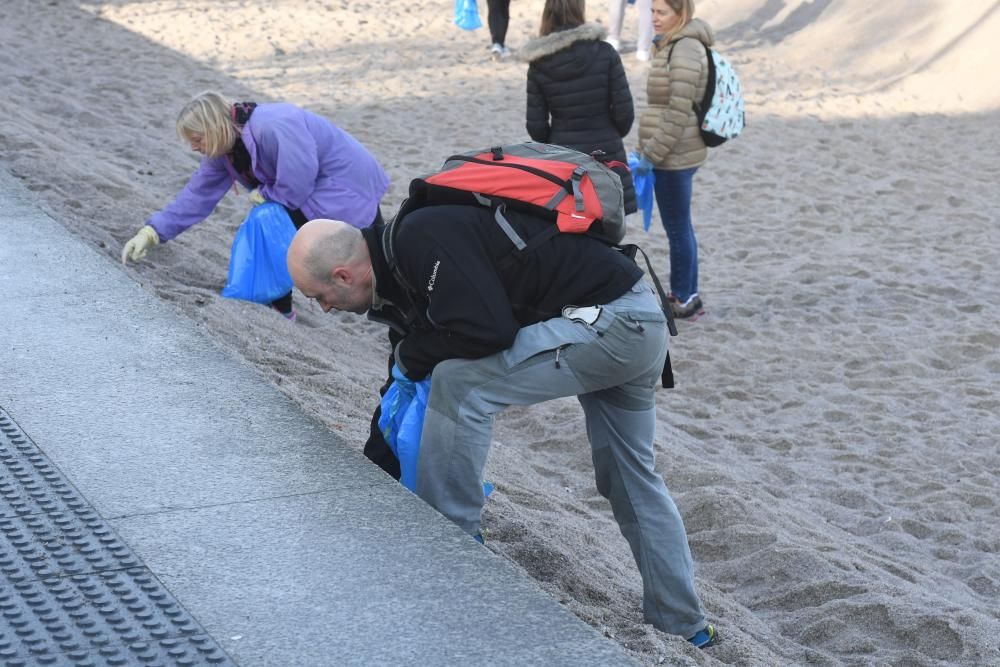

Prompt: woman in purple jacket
[121,91,390,319]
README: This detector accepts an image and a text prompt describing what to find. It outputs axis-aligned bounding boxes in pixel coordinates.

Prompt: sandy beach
[1,0,998,664]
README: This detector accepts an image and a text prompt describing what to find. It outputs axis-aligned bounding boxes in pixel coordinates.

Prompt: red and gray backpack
[392,142,629,242]
[382,142,678,385]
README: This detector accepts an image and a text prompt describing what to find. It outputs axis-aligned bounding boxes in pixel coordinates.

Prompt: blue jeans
[653,167,699,302]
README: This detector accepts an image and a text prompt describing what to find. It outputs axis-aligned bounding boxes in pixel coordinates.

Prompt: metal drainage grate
[0,409,235,666]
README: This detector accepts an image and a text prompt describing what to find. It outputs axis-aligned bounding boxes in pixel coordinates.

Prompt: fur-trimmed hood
[519,22,608,63]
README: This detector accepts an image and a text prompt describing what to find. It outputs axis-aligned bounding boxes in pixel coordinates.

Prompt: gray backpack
[395,142,628,245]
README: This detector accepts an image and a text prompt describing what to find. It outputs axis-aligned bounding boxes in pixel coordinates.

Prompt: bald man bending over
[285,206,716,646]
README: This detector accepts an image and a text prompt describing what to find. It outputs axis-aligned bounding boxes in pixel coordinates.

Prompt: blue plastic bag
[379,373,430,492]
[222,203,297,303]
[628,153,655,232]
[378,368,494,498]
[454,0,482,30]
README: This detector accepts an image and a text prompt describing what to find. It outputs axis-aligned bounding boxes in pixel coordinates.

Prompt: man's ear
[331,266,352,284]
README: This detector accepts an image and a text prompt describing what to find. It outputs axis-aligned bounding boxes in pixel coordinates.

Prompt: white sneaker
[636,49,651,62]
[605,36,621,51]
[491,43,511,60]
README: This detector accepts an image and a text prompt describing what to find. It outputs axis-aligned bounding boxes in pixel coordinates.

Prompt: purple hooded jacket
[146,103,390,241]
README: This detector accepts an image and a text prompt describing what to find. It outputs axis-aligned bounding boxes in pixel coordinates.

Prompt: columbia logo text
[427,260,441,292]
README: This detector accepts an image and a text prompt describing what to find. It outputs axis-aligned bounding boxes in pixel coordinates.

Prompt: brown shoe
[670,295,704,319]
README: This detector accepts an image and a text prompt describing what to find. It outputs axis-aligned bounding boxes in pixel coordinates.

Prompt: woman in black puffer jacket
[521,0,635,210]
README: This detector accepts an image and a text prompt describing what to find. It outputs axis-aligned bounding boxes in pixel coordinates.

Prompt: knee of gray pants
[427,357,499,422]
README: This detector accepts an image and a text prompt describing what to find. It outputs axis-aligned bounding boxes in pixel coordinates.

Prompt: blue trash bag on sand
[454,0,482,30]
[222,203,297,303]
[628,153,655,232]
[379,368,494,498]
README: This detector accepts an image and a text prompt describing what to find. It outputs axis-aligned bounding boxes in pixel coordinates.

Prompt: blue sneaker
[472,532,484,544]
[687,624,717,648]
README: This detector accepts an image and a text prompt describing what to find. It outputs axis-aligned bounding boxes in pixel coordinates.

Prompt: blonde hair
[175,91,240,158]
[660,0,695,43]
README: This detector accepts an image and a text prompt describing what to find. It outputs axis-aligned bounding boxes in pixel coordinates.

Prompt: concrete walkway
[0,169,637,666]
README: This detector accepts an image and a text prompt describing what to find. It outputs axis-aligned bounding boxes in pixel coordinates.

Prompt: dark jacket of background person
[522,23,634,164]
[638,18,712,169]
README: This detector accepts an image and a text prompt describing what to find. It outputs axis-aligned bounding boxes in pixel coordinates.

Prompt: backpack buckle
[570,166,586,211]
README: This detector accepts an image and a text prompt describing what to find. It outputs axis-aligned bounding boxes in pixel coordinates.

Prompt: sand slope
[1,1,998,665]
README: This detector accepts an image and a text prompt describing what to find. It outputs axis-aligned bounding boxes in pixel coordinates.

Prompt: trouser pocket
[500,315,597,370]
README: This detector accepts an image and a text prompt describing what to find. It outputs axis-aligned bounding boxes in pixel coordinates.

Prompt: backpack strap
[620,244,678,338]
[384,197,533,294]
[380,210,434,331]
[381,206,414,295]
[696,42,716,121]
[620,244,677,389]
[570,166,587,211]
[491,203,528,251]
[666,38,715,124]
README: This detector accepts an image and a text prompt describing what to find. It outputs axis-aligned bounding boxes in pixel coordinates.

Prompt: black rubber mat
[0,409,235,666]
[0,416,90,519]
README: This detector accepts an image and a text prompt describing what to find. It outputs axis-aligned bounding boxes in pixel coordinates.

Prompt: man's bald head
[287,219,373,314]
[288,219,366,283]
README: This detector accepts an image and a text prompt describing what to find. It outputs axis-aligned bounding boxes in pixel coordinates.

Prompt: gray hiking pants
[415,280,706,637]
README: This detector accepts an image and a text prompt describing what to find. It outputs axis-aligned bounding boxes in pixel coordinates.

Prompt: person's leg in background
[635,0,654,61]
[486,0,512,58]
[269,206,310,319]
[606,0,627,51]
[652,167,702,315]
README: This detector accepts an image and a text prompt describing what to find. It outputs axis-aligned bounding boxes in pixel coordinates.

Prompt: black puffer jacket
[522,23,634,164]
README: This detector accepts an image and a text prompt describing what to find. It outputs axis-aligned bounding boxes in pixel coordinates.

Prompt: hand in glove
[121,225,160,265]
[391,364,416,395]
[248,188,266,206]
[628,151,654,175]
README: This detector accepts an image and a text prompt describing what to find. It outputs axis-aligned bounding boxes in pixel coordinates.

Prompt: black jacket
[522,23,634,165]
[363,204,643,380]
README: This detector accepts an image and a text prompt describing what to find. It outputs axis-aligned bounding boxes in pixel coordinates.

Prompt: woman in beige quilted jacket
[636,0,713,319]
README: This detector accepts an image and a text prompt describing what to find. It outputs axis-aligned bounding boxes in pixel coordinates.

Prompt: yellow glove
[121,225,160,265]
[248,188,266,206]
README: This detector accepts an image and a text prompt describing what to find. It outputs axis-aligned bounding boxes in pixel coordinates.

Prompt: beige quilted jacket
[638,18,715,170]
